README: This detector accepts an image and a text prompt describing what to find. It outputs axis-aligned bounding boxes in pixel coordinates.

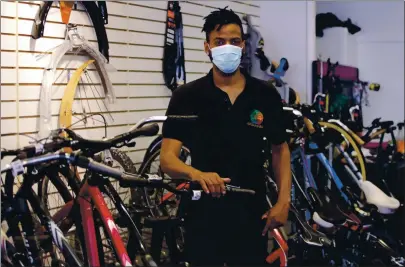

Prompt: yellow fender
[59,59,95,129]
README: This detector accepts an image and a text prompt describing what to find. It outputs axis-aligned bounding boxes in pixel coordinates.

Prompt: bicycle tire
[135,146,189,262]
[136,146,191,217]
[319,121,367,181]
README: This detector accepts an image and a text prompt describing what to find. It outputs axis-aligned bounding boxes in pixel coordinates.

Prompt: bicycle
[285,104,403,266]
[2,123,160,266]
[1,151,256,266]
[1,139,85,267]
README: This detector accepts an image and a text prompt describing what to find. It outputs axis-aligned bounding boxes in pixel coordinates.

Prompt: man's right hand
[190,170,231,197]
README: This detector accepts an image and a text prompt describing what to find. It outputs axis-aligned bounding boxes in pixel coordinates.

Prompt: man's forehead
[212,24,241,36]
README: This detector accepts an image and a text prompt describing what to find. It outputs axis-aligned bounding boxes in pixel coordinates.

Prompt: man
[160,7,291,266]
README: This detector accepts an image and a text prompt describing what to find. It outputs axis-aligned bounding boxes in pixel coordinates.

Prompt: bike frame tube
[78,181,133,267]
[308,142,350,204]
[160,182,189,204]
[266,228,288,266]
[78,184,100,266]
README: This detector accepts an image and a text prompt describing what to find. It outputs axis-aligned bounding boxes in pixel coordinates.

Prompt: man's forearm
[271,142,292,204]
[160,152,200,180]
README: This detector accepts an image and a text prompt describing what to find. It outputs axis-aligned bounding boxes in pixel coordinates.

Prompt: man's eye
[215,40,225,46]
[232,40,242,45]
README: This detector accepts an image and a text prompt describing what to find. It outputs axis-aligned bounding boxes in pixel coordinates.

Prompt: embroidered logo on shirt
[247,109,264,128]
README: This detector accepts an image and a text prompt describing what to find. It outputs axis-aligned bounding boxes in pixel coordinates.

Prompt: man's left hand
[261,201,290,236]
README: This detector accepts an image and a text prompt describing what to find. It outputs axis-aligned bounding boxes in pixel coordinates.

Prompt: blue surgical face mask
[209,44,242,74]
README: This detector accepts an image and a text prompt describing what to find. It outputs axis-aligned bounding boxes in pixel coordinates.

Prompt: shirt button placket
[224,97,231,111]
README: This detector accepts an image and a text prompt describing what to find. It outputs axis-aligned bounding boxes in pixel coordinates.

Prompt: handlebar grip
[166,115,198,121]
[85,158,123,179]
[226,187,256,195]
[190,186,256,200]
[119,173,151,188]
[304,117,316,134]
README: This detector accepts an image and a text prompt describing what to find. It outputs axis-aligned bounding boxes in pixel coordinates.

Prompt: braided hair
[202,6,244,41]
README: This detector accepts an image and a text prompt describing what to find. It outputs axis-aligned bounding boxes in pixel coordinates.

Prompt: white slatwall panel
[1,0,261,167]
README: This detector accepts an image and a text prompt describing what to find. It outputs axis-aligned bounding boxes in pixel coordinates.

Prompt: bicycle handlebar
[129,115,199,131]
[1,152,255,197]
[0,139,72,159]
[1,124,159,160]
[63,123,159,151]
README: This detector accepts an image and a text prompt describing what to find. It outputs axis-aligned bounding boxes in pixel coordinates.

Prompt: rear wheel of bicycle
[136,146,191,217]
[134,146,191,261]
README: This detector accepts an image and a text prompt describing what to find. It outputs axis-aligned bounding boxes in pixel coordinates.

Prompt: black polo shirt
[162,69,287,221]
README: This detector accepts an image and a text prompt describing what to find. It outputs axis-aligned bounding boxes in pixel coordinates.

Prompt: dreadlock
[202,6,244,41]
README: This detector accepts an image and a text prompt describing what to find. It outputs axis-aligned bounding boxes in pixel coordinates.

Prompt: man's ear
[241,40,246,53]
[204,40,210,56]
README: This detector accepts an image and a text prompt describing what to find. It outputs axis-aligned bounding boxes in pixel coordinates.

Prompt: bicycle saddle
[307,187,347,228]
[358,180,400,214]
[369,117,381,128]
[290,204,334,247]
[380,120,394,129]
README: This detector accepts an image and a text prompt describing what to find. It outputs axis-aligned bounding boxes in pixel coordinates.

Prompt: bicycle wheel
[136,146,191,217]
[309,122,367,200]
[135,146,191,262]
[319,121,367,181]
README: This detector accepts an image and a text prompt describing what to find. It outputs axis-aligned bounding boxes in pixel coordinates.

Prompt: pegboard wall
[0,1,261,168]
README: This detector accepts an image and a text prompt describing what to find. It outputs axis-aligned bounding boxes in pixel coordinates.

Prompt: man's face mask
[208,44,242,74]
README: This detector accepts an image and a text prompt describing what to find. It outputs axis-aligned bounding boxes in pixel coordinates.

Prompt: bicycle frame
[160,182,189,204]
[307,142,350,204]
[52,174,133,266]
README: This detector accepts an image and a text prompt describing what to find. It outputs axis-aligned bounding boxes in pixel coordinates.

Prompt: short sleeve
[162,87,194,143]
[264,84,288,145]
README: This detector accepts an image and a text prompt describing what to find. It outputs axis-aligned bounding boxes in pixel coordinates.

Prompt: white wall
[259,1,316,103]
[0,1,261,168]
[316,1,404,125]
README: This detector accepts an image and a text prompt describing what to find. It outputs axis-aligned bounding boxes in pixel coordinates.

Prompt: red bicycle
[2,151,256,266]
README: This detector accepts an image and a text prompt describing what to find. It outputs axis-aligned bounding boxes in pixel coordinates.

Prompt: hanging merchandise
[36,25,116,139]
[31,1,110,61]
[369,83,381,91]
[312,59,356,115]
[396,123,405,154]
[59,1,74,24]
[243,14,297,104]
[163,1,186,91]
[316,12,361,37]
[59,60,95,130]
[242,14,270,80]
